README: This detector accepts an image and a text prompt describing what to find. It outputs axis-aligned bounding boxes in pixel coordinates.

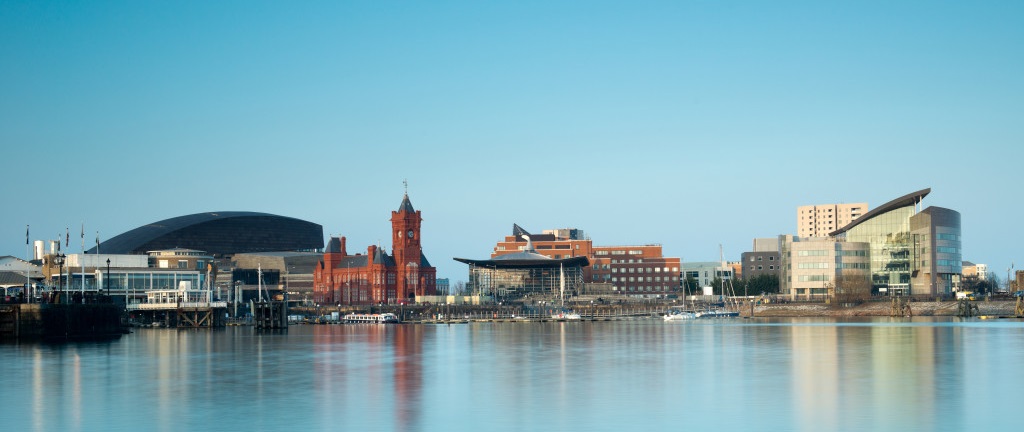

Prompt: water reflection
[2,318,1023,431]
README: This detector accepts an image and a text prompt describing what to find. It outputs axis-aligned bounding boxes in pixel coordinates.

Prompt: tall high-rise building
[797,203,868,238]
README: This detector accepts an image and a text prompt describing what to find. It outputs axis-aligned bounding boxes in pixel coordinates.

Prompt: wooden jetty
[127,288,227,328]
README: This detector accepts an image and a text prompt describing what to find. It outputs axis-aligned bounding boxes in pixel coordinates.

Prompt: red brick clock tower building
[313,193,437,305]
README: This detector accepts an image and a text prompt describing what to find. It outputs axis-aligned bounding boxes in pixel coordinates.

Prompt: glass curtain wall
[837,206,915,295]
[468,265,585,301]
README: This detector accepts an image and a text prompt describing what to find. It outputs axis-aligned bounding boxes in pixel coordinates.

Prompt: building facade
[681,262,734,290]
[829,188,961,296]
[455,239,589,301]
[798,203,868,238]
[741,237,782,280]
[779,235,871,299]
[740,251,782,280]
[490,225,680,296]
[909,207,962,295]
[313,194,437,305]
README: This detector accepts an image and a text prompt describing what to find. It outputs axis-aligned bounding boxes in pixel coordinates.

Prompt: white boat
[343,312,400,323]
[663,310,697,321]
[551,311,582,320]
[695,309,740,319]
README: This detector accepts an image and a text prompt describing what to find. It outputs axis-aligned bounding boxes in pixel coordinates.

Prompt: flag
[65,227,69,248]
[96,231,100,254]
[26,225,29,245]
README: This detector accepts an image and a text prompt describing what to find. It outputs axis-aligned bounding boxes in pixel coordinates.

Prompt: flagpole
[26,225,31,303]
[81,222,85,302]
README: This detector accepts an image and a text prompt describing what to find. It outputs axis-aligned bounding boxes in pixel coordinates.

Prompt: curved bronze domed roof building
[89,212,323,256]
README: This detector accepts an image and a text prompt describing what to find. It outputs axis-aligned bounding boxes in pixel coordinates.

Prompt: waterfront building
[436,278,450,295]
[231,251,323,304]
[455,237,589,301]
[778,235,871,299]
[148,248,214,270]
[90,211,323,256]
[681,261,734,290]
[828,188,961,296]
[313,193,437,305]
[961,261,988,280]
[490,225,680,296]
[797,203,868,238]
[741,238,782,280]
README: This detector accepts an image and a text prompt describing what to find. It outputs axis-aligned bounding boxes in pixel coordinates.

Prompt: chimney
[341,236,347,256]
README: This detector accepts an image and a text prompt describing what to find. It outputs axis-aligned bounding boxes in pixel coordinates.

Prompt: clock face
[407,230,414,238]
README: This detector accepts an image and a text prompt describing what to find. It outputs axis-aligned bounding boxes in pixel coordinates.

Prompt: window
[177,260,188,269]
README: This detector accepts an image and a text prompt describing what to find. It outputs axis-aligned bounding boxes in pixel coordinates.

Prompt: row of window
[749,256,776,261]
[936,233,961,241]
[797,275,831,282]
[613,286,674,292]
[610,259,646,264]
[748,265,776,271]
[612,276,680,283]
[798,263,830,269]
[936,246,960,254]
[837,250,868,257]
[797,250,830,256]
[610,267,678,274]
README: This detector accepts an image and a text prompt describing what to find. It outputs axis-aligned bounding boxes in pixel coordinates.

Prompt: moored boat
[343,312,400,323]
[695,309,740,318]
[551,311,581,320]
[663,310,697,321]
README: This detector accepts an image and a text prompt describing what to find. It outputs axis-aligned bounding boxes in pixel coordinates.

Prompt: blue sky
[2,1,1022,284]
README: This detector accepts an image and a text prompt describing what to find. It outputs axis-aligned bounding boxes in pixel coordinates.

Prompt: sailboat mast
[560,263,565,307]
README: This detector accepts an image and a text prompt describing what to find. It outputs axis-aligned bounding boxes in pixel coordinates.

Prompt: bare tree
[834,272,872,303]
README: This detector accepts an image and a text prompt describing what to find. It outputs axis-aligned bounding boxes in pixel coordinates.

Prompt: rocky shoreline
[748,299,1021,317]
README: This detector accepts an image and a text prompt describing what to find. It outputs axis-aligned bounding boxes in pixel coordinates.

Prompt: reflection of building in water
[455,235,589,301]
[790,323,840,431]
[310,325,424,430]
[393,326,423,430]
[788,323,960,431]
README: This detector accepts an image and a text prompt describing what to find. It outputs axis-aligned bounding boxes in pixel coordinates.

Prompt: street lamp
[54,253,66,304]
[105,258,111,298]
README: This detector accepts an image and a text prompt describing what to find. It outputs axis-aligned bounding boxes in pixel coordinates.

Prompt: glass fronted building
[455,244,589,302]
[830,188,961,296]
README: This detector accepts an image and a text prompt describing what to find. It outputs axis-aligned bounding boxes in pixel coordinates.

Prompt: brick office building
[313,194,437,305]
[491,225,681,296]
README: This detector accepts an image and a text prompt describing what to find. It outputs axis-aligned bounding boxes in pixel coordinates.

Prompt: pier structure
[128,287,227,328]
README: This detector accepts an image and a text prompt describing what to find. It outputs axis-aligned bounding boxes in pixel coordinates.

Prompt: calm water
[2,317,1023,431]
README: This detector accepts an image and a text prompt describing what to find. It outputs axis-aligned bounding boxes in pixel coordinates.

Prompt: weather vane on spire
[403,179,408,194]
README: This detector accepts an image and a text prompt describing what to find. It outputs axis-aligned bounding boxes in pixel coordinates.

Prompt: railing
[127,301,227,311]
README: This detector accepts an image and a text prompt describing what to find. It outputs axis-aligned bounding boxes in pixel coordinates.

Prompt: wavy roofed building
[89,212,323,256]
